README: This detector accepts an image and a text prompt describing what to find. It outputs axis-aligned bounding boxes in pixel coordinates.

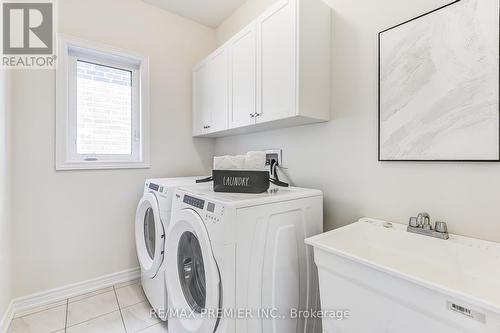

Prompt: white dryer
[165,183,323,333]
[135,177,201,320]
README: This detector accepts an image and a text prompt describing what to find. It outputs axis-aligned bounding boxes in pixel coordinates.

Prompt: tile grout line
[120,300,148,311]
[114,280,140,291]
[65,309,121,330]
[135,322,163,333]
[113,285,128,333]
[67,287,114,304]
[10,280,141,333]
[16,285,119,320]
[64,283,143,331]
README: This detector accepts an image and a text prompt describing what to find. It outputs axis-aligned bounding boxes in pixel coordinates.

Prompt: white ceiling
[142,0,248,28]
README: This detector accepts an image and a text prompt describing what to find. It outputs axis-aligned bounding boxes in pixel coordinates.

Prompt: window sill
[56,160,151,171]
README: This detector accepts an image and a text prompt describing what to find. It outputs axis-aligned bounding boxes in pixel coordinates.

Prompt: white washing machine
[135,177,201,320]
[164,183,323,333]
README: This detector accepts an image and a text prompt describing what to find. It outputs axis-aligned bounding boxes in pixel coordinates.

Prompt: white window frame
[56,34,150,170]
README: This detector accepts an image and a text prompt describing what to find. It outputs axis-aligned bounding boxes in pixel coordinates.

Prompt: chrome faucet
[407,212,449,240]
[417,212,432,230]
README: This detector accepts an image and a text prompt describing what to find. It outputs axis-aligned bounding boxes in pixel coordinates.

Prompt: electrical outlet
[265,149,282,167]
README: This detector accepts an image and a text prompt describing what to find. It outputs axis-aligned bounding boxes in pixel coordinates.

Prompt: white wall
[0,70,12,319]
[10,0,216,297]
[214,0,500,243]
[215,0,278,46]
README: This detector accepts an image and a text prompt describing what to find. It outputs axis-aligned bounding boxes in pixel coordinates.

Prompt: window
[56,35,149,170]
[76,61,133,155]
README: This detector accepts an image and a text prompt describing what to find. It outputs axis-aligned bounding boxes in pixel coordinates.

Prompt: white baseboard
[0,267,140,333]
[0,301,14,333]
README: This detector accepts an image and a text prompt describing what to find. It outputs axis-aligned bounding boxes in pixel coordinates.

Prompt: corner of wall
[214,0,280,46]
[0,69,13,330]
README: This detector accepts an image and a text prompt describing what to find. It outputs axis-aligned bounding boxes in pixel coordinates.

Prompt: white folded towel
[244,151,267,170]
[213,155,245,170]
[213,151,267,171]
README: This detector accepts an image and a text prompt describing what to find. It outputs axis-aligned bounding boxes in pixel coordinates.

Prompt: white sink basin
[306,218,500,333]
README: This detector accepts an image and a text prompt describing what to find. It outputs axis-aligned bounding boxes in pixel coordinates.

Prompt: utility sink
[305,218,500,333]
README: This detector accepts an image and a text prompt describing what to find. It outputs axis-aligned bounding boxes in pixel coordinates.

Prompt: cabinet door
[229,23,257,129]
[208,48,229,133]
[192,62,211,136]
[256,0,297,124]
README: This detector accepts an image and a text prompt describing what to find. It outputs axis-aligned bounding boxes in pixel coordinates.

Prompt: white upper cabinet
[228,23,257,129]
[192,61,211,136]
[256,0,296,123]
[192,47,229,136]
[209,48,229,132]
[193,0,331,137]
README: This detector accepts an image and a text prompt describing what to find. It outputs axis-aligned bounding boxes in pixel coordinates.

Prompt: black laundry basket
[196,169,288,194]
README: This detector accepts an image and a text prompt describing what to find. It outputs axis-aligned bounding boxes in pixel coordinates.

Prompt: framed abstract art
[378,0,500,161]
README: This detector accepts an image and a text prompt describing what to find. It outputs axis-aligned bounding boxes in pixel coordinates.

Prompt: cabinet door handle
[250,113,255,118]
[203,125,211,129]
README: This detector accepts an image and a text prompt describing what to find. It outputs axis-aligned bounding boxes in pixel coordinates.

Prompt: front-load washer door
[135,192,165,278]
[165,209,221,333]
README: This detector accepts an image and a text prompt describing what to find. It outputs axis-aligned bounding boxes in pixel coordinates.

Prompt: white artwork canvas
[379,0,499,161]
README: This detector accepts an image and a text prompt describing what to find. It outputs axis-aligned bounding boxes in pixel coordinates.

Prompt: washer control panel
[183,195,205,209]
[180,194,224,223]
[205,201,224,223]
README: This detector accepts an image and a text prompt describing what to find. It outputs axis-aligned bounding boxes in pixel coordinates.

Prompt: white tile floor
[7,279,168,333]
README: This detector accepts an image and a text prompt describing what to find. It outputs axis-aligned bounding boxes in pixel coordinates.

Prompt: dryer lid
[135,193,165,278]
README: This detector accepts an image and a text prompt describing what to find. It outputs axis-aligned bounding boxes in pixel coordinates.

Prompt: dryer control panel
[182,194,224,223]
[145,181,166,194]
